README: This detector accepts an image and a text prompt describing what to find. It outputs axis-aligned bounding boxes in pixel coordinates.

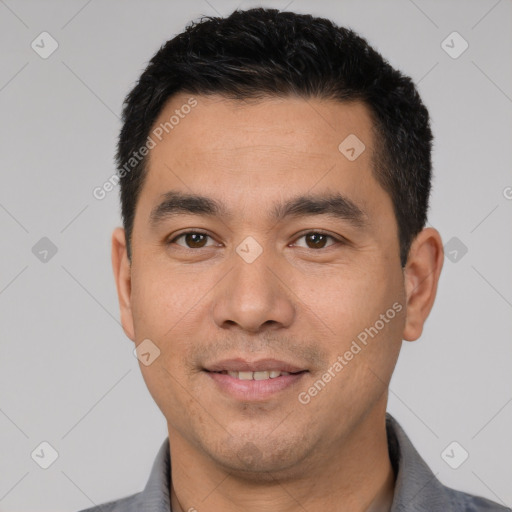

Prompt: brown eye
[170,232,214,248]
[294,232,337,249]
[184,233,207,248]
[306,233,328,248]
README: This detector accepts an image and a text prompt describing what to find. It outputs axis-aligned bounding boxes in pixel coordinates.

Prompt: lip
[205,370,307,401]
[204,358,306,373]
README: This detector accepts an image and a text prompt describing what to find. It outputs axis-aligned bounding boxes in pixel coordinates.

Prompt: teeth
[253,371,270,380]
[224,370,293,380]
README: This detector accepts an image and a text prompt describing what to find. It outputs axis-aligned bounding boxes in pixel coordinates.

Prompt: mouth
[203,358,308,401]
[208,369,301,380]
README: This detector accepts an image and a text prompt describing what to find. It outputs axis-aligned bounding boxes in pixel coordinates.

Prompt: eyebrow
[149,190,367,228]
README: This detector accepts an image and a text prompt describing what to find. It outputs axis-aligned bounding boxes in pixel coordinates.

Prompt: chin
[206,433,314,481]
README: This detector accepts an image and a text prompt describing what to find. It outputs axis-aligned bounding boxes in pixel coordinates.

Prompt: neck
[169,405,395,512]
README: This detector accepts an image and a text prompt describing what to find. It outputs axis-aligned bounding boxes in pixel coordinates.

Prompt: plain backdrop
[0,0,511,510]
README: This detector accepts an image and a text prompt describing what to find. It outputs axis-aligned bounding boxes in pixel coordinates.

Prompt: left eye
[293,232,338,249]
[169,232,217,249]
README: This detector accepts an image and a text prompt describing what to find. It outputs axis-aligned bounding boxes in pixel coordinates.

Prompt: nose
[212,247,296,334]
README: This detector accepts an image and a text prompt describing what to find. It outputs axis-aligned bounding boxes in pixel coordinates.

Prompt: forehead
[149,93,375,161]
[139,93,391,224]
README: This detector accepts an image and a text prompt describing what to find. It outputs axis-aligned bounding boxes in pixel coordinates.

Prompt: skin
[112,93,444,512]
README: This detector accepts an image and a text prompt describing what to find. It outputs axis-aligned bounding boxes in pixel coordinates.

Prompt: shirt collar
[139,436,171,511]
[386,413,453,511]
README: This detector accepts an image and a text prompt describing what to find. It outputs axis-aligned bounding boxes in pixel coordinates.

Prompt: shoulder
[386,414,510,512]
[76,491,142,512]
[75,437,170,512]
[445,487,510,512]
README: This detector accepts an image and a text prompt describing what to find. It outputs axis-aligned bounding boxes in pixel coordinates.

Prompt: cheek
[299,295,404,434]
[130,266,204,424]
[130,263,204,341]
[296,257,406,408]
[138,355,195,439]
[129,262,218,389]
[299,263,402,342]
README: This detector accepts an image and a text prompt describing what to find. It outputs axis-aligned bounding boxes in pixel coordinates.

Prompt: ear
[403,227,444,341]
[111,227,135,342]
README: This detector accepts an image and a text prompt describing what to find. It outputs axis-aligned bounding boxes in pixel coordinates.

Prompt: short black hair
[117,7,433,266]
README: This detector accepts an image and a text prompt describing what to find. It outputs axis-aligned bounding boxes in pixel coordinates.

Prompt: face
[113,93,428,478]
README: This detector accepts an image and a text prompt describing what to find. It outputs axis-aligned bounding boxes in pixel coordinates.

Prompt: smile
[212,370,292,380]
[205,371,307,401]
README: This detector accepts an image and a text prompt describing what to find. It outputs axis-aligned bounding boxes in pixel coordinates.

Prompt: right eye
[167,231,219,249]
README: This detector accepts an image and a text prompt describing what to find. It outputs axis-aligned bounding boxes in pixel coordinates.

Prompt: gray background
[0,0,511,510]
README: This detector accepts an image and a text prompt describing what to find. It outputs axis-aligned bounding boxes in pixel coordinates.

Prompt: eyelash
[167,230,342,249]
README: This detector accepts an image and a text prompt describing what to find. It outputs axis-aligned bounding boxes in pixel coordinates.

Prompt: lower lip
[205,371,307,401]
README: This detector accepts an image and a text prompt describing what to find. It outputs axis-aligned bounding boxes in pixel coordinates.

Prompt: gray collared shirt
[78,414,509,511]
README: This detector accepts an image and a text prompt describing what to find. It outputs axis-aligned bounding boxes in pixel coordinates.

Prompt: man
[80,7,508,512]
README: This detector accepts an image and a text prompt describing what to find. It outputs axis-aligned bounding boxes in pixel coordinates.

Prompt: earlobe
[111,227,136,341]
[402,227,444,342]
